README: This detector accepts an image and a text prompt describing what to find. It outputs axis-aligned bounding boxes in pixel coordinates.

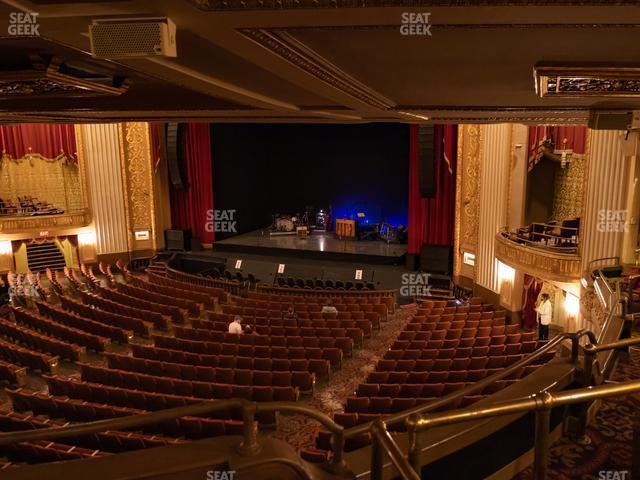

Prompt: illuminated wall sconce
[564,292,580,317]
[496,260,515,286]
[0,240,14,272]
[77,231,97,264]
[463,251,476,267]
[0,240,12,256]
[78,231,97,246]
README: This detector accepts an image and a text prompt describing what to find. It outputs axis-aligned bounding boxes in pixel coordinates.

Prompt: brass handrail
[371,419,420,480]
[400,379,640,480]
[343,330,587,437]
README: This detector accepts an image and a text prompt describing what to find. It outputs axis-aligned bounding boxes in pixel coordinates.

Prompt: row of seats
[0,410,183,453]
[384,343,536,362]
[0,316,85,361]
[97,286,185,324]
[131,344,331,380]
[191,320,364,348]
[154,335,343,367]
[13,307,110,353]
[353,378,522,400]
[78,290,169,331]
[137,273,216,309]
[118,282,199,316]
[388,337,518,353]
[1,439,106,463]
[253,287,395,311]
[105,352,316,392]
[0,334,58,373]
[365,363,542,385]
[0,359,26,386]
[203,314,373,337]
[8,388,246,439]
[173,326,354,356]
[147,271,227,305]
[36,301,131,344]
[80,363,300,402]
[61,296,151,337]
[399,322,524,338]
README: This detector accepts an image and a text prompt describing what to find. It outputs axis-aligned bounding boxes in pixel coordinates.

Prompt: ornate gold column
[118,122,157,258]
[453,124,481,288]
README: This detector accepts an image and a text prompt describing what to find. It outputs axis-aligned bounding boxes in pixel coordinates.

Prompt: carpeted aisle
[515,348,640,480]
[271,307,416,450]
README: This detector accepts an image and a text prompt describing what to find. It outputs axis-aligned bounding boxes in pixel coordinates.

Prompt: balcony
[495,230,582,282]
[0,209,92,235]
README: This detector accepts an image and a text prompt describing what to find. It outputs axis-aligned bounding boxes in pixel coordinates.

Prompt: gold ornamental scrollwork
[118,122,156,251]
[494,233,582,282]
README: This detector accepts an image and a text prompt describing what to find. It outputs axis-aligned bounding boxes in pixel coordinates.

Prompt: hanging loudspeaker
[166,123,189,191]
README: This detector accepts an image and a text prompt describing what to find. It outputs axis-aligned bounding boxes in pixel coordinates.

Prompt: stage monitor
[420,244,452,275]
[165,229,191,251]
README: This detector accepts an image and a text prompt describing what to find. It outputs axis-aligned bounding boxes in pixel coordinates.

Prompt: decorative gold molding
[239,28,395,110]
[535,65,640,98]
[192,0,640,11]
[0,210,92,235]
[495,233,582,282]
[118,123,156,252]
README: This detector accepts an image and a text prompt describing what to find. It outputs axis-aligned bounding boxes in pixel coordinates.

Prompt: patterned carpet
[514,347,640,480]
[270,306,417,450]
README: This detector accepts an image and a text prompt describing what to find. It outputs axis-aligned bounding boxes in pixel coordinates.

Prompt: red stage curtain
[0,124,77,163]
[169,123,215,244]
[408,124,457,254]
[522,274,543,330]
[527,125,586,171]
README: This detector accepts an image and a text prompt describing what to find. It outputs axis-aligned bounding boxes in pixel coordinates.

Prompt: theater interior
[0,1,640,479]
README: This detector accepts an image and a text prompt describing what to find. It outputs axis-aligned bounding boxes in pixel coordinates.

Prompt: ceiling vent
[89,17,177,59]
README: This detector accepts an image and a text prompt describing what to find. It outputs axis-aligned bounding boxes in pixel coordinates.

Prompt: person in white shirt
[228,315,243,334]
[321,304,338,315]
[535,293,552,340]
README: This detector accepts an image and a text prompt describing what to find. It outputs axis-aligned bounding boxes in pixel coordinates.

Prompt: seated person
[228,315,243,334]
[321,304,338,314]
[283,306,298,321]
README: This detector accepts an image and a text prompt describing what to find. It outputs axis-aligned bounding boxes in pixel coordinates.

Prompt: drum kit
[271,207,331,233]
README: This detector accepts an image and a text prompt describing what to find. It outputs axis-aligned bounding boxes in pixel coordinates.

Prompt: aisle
[271,307,416,450]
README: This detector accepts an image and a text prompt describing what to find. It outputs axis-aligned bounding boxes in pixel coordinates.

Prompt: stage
[214,229,407,265]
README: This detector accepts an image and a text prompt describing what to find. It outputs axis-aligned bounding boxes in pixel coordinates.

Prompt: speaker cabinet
[420,244,452,275]
[166,123,189,191]
[418,125,436,198]
[165,229,192,251]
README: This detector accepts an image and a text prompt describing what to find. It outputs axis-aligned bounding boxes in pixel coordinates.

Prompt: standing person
[228,315,243,334]
[535,293,552,340]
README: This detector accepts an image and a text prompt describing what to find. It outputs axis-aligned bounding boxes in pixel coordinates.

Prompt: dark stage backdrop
[211,123,409,239]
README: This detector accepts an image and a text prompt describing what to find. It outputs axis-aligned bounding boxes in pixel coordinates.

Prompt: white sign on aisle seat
[235,259,242,269]
[355,269,363,280]
[278,264,286,274]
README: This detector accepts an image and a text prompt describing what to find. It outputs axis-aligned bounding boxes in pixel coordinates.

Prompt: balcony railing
[0,209,92,235]
[495,230,581,282]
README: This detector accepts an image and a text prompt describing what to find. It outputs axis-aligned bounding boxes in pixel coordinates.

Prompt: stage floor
[215,230,407,265]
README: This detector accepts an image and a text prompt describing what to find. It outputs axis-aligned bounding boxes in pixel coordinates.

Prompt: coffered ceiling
[1,0,640,123]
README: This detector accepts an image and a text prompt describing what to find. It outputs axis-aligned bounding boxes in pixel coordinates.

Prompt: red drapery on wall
[169,123,215,244]
[407,124,457,254]
[527,125,586,171]
[522,274,543,330]
[0,124,77,163]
